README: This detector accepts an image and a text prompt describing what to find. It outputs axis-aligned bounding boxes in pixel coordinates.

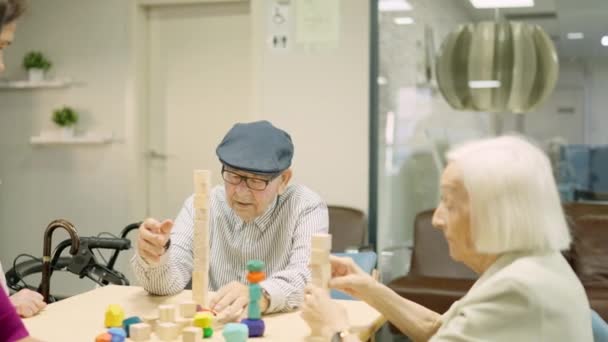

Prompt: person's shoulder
[281,184,325,206]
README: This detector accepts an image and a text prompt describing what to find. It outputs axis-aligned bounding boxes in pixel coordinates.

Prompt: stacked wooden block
[308,233,333,341]
[193,170,211,308]
[240,259,266,337]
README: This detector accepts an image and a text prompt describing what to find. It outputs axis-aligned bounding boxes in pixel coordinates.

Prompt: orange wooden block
[95,332,112,342]
[247,271,266,283]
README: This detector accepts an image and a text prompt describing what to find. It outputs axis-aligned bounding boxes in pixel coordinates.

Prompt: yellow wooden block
[104,304,125,328]
[193,312,213,328]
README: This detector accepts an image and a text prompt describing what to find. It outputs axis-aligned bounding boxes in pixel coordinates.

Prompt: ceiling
[462,0,608,58]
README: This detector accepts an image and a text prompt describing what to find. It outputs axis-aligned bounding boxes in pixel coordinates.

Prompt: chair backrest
[330,251,377,300]
[409,209,477,279]
[327,205,367,252]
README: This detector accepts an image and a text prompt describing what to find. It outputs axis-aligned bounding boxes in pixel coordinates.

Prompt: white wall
[0,0,370,294]
[0,0,135,295]
[585,58,608,145]
[250,0,370,212]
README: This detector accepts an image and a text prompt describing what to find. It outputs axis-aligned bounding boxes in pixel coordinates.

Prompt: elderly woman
[301,136,593,342]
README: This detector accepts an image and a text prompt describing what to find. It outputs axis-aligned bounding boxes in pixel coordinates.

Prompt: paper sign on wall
[268,1,290,51]
[296,0,340,44]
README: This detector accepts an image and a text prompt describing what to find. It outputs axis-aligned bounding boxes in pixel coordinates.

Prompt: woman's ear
[277,168,293,195]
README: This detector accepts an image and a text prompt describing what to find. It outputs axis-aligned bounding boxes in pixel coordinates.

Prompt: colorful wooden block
[129,323,151,341]
[246,271,266,283]
[182,327,203,342]
[223,323,249,342]
[159,304,176,322]
[248,301,261,320]
[241,318,265,337]
[104,304,125,328]
[95,332,112,342]
[246,259,265,272]
[122,316,142,337]
[157,322,178,341]
[193,312,213,328]
[107,327,127,342]
[203,327,213,338]
[249,283,262,301]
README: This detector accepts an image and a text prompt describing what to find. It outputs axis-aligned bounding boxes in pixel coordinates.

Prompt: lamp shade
[435,21,558,113]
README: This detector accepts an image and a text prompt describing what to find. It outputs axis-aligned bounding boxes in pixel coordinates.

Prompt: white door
[146,2,251,219]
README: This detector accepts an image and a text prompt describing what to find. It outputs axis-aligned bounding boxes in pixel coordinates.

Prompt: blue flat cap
[216,121,294,174]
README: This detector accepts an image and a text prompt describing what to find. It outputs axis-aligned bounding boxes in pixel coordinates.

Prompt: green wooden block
[203,327,213,338]
[249,283,262,300]
[246,260,265,272]
[248,301,261,319]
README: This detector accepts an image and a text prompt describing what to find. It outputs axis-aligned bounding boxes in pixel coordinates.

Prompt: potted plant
[23,51,52,82]
[52,106,78,138]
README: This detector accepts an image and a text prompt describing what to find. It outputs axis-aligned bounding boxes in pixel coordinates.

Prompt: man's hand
[10,289,46,318]
[136,218,173,264]
[209,281,270,323]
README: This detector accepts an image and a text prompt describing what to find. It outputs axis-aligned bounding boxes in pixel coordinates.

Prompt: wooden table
[24,285,384,341]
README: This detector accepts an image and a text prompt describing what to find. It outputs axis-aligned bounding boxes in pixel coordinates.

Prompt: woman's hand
[301,285,349,338]
[328,255,376,301]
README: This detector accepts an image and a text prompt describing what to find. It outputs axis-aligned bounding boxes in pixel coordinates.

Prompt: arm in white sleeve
[131,196,195,295]
[261,202,329,313]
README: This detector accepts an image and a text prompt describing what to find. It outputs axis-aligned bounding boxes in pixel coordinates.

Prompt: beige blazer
[431,251,593,341]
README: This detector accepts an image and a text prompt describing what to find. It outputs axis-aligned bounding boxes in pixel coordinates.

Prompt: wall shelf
[0,78,79,89]
[30,133,113,146]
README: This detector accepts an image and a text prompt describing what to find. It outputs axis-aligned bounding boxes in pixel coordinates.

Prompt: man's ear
[277,168,292,195]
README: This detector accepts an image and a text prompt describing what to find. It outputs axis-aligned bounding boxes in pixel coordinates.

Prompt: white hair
[447,135,571,254]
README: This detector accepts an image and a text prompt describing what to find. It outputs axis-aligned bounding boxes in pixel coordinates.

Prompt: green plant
[52,107,78,127]
[22,51,52,71]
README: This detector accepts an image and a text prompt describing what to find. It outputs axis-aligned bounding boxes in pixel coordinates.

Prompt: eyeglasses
[221,166,279,191]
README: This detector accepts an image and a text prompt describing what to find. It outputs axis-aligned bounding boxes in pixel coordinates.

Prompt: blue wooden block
[223,323,249,342]
[241,318,265,337]
[107,327,126,342]
[246,260,264,272]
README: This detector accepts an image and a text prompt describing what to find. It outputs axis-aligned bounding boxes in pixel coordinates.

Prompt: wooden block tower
[310,233,332,290]
[192,170,211,308]
[308,233,332,341]
[241,259,266,337]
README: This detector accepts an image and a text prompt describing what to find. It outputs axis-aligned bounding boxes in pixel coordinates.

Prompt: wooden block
[248,301,261,319]
[311,263,331,289]
[129,323,151,341]
[142,313,158,332]
[176,317,193,332]
[180,301,197,318]
[311,248,330,264]
[193,194,209,209]
[183,326,203,342]
[193,170,211,194]
[157,322,178,341]
[246,271,265,283]
[192,270,208,306]
[193,312,213,328]
[95,332,112,342]
[104,304,125,328]
[249,283,262,301]
[158,304,176,322]
[193,208,209,221]
[311,233,332,251]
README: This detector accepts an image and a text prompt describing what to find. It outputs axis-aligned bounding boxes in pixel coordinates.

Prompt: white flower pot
[60,126,75,139]
[28,68,45,83]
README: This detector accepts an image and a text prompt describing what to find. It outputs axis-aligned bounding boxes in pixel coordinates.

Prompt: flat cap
[216,120,294,174]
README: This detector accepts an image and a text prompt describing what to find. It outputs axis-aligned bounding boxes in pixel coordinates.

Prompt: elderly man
[132,120,329,320]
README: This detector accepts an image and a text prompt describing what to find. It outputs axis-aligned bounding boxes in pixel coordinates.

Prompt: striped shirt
[131,184,329,313]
